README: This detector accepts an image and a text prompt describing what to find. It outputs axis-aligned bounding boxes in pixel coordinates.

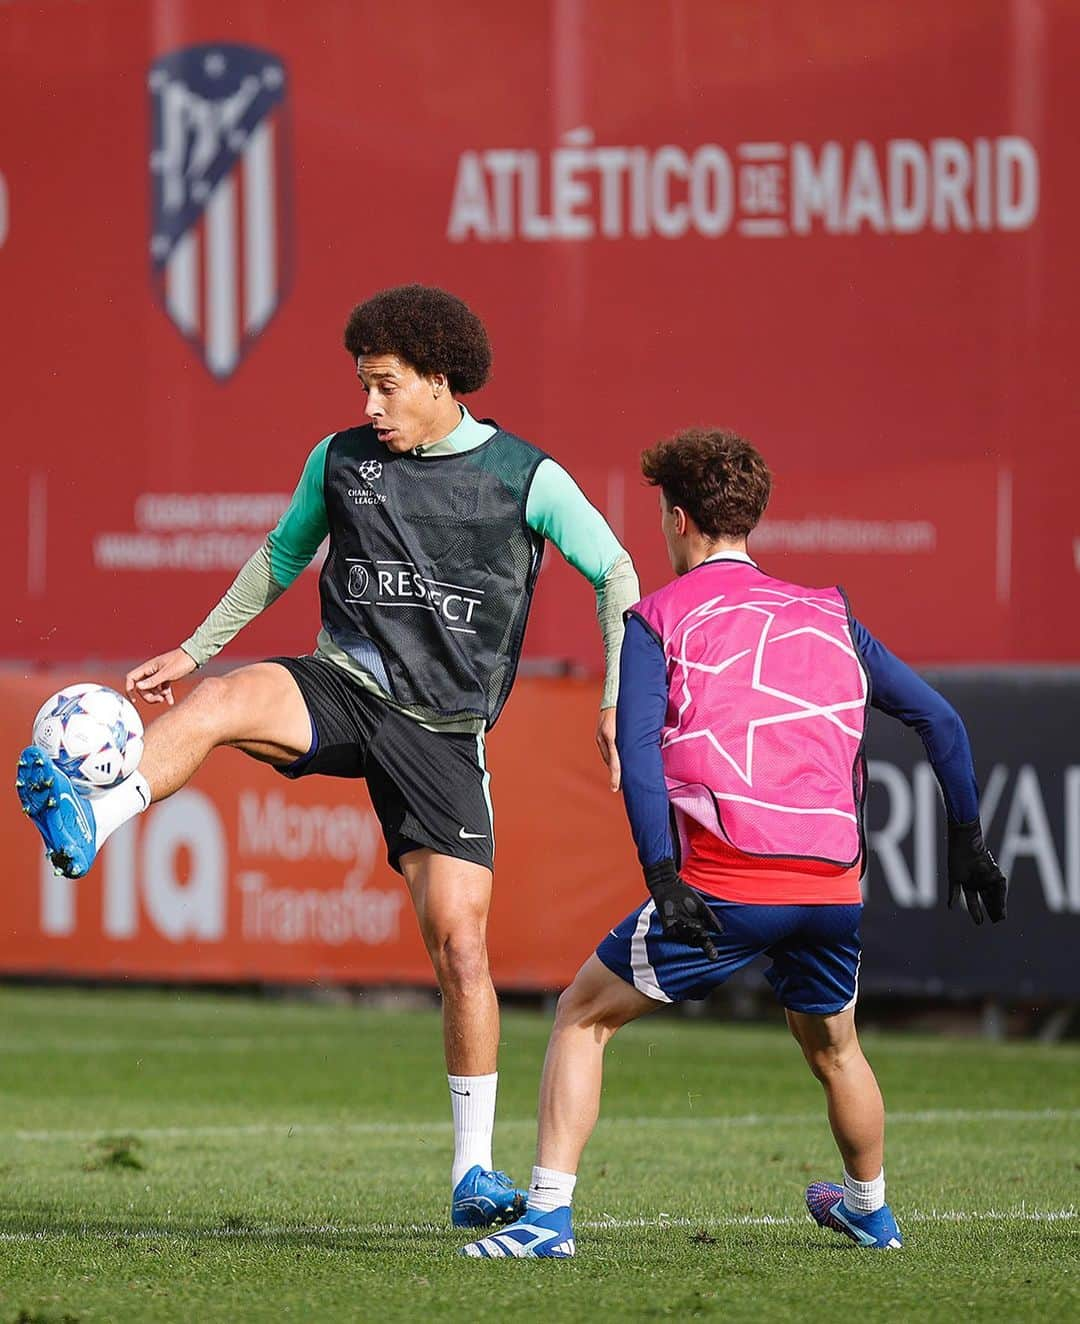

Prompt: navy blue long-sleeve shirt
[616,599,979,870]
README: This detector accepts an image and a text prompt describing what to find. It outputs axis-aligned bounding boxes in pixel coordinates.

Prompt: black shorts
[268,656,494,873]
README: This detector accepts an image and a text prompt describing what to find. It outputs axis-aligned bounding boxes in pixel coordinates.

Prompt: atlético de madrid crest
[149,44,291,381]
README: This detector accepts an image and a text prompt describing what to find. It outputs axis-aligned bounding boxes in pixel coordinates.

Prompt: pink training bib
[632,558,869,867]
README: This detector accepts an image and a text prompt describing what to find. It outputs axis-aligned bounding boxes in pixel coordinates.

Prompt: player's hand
[947,818,1008,925]
[644,859,723,960]
[597,706,621,792]
[125,648,198,707]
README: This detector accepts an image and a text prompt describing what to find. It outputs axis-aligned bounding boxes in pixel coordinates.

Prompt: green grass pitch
[0,987,1075,1322]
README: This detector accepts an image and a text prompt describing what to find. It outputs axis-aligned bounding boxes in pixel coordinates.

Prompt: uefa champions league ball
[31,684,144,795]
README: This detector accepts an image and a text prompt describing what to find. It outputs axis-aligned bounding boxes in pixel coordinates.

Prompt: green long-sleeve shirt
[182,407,638,731]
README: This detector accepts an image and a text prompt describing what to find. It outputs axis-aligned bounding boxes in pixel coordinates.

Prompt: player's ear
[430,372,449,399]
[673,505,689,536]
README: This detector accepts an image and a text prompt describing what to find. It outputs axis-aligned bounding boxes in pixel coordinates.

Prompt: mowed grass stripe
[0,1206,1075,1244]
[8,1106,1079,1143]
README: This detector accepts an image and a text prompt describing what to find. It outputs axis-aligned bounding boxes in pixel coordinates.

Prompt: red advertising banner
[0,673,638,987]
[6,668,1080,998]
[1,1,1078,669]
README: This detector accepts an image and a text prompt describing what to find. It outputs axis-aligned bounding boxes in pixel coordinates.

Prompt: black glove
[644,858,723,959]
[947,818,1007,925]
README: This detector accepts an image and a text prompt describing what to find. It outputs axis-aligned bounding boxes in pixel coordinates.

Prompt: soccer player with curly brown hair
[461,428,1005,1259]
[17,285,639,1229]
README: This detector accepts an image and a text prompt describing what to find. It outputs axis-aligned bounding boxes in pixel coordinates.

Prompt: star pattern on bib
[662,590,867,789]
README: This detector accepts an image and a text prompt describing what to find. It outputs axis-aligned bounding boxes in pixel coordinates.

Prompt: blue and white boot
[451,1165,527,1229]
[459,1204,575,1258]
[806,1182,903,1249]
[15,746,97,879]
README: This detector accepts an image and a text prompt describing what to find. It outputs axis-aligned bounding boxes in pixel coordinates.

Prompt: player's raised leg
[400,848,528,1228]
[789,1006,902,1249]
[18,662,313,879]
[135,662,314,795]
[460,955,657,1257]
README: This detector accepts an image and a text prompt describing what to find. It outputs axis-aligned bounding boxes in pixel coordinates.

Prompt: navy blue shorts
[595,894,862,1015]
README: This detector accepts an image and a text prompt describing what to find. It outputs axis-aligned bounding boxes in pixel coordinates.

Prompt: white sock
[843,1168,885,1214]
[449,1072,498,1188]
[527,1165,576,1214]
[92,772,151,849]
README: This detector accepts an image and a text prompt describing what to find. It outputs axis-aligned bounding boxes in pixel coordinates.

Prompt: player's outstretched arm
[125,648,198,707]
[596,706,619,793]
[853,617,1007,925]
[134,438,333,705]
[593,556,639,791]
[177,541,291,672]
[127,536,291,706]
[525,459,640,790]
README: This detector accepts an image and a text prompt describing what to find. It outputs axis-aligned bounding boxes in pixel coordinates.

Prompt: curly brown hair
[342,285,492,394]
[641,429,771,539]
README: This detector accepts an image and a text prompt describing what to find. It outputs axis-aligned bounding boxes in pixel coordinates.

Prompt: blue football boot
[15,746,97,879]
[459,1204,575,1258]
[806,1181,903,1249]
[451,1165,527,1229]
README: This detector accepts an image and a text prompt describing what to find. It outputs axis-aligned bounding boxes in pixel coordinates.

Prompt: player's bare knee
[553,984,588,1031]
[553,982,626,1039]
[432,928,490,991]
[805,1041,859,1081]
